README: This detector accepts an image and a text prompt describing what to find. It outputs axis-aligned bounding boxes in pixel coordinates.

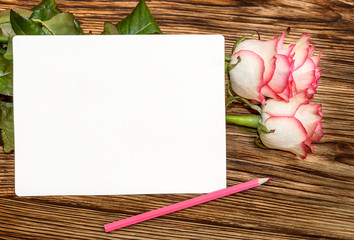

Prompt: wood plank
[0,197,319,240]
[0,0,353,239]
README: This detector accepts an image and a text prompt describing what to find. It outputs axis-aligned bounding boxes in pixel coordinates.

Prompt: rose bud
[229,31,321,103]
[259,93,323,158]
[229,32,293,104]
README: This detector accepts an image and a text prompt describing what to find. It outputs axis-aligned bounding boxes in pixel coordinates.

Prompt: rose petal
[230,50,265,104]
[292,57,316,95]
[312,51,322,66]
[277,85,291,102]
[312,120,324,142]
[261,116,308,158]
[276,31,295,56]
[308,45,315,57]
[262,93,308,117]
[312,67,322,90]
[261,85,284,101]
[275,31,286,51]
[309,104,323,142]
[292,33,311,71]
[261,53,293,102]
[270,54,292,91]
[296,104,323,151]
[234,38,277,83]
[295,103,323,147]
[278,44,295,57]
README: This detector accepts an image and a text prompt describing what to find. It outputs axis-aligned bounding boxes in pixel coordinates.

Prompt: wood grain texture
[0,0,353,239]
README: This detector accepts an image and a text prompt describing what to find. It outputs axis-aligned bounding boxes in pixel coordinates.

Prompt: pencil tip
[258,177,272,185]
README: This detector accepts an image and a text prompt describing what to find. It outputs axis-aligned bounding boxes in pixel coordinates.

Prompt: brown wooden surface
[0,0,354,239]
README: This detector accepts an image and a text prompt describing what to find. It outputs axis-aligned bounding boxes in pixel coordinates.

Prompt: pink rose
[259,93,323,158]
[287,33,322,99]
[229,31,321,103]
[229,32,292,104]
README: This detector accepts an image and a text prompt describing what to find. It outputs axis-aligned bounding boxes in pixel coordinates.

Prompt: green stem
[226,115,261,128]
[232,34,253,53]
[225,56,231,62]
[226,81,233,97]
[236,126,258,133]
[0,36,9,43]
[238,97,262,113]
[225,96,261,114]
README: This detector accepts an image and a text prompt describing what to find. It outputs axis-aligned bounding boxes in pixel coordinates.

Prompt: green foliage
[117,0,162,34]
[0,45,6,55]
[102,0,162,35]
[0,54,12,96]
[4,37,13,59]
[30,0,84,35]
[73,19,84,35]
[0,9,32,24]
[0,101,14,152]
[102,22,120,35]
[30,0,60,21]
[41,13,80,35]
[0,0,162,152]
[10,10,45,35]
[0,22,15,37]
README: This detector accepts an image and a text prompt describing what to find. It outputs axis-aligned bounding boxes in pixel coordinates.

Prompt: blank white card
[13,35,226,196]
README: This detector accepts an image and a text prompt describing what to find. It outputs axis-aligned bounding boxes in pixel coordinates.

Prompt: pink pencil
[104,177,271,232]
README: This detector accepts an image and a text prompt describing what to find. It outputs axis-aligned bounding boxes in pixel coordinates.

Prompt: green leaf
[0,22,15,56]
[117,0,162,34]
[0,22,15,37]
[0,45,6,55]
[10,10,44,35]
[227,56,241,73]
[30,0,61,21]
[30,0,83,34]
[257,122,274,135]
[0,101,14,153]
[102,22,119,35]
[254,137,270,149]
[41,26,52,35]
[0,54,13,96]
[41,13,79,35]
[73,18,84,35]
[0,23,15,57]
[0,9,32,24]
[228,63,237,72]
[4,36,14,58]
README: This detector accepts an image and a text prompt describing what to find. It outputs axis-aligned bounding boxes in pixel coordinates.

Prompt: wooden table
[0,0,353,239]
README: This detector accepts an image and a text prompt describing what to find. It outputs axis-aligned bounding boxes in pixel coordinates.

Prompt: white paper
[13,35,226,196]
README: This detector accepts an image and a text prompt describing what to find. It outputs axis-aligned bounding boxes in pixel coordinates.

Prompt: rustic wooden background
[0,0,353,239]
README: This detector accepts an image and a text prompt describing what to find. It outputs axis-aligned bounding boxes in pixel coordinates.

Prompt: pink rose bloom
[287,34,322,99]
[259,93,323,158]
[229,31,321,103]
[229,32,293,104]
